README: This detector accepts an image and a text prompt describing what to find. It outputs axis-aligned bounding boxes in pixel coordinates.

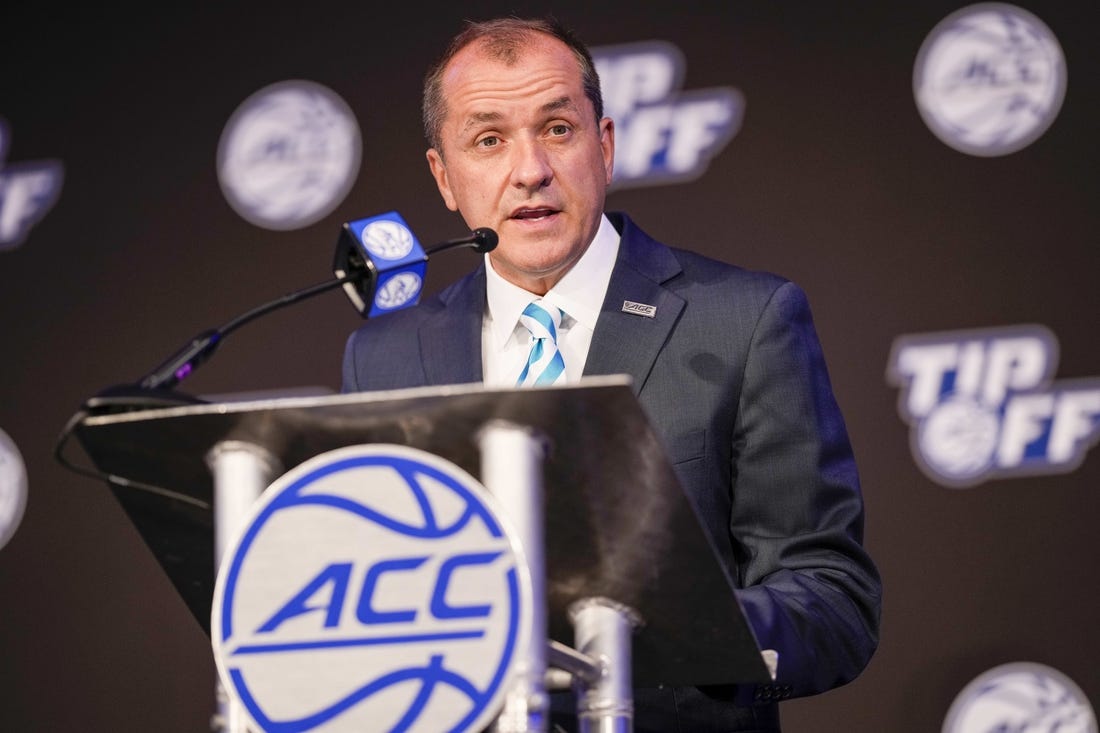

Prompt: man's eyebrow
[463,111,501,126]
[461,111,502,134]
[541,96,579,115]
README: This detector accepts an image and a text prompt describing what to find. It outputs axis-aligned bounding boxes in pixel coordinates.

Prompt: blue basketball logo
[362,220,415,260]
[212,445,529,733]
[375,272,423,311]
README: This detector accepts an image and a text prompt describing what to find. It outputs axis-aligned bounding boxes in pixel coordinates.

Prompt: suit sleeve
[729,281,881,702]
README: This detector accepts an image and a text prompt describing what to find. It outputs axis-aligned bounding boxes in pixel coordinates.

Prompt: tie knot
[519,300,562,343]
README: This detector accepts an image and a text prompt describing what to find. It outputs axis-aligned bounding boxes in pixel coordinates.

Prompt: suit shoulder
[666,245,793,304]
[612,212,790,300]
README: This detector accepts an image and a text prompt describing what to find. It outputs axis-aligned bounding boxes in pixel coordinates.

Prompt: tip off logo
[943,662,1096,733]
[212,445,529,732]
[218,80,361,231]
[914,3,1067,157]
[593,41,744,189]
[0,118,64,251]
[887,325,1100,488]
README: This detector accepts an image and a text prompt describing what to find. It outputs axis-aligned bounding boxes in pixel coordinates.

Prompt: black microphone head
[471,227,498,253]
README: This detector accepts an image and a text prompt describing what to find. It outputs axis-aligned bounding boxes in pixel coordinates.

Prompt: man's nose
[510,137,553,190]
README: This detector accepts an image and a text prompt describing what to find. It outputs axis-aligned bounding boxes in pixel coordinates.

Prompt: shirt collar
[485,214,621,349]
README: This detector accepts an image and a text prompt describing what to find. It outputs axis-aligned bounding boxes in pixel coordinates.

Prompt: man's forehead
[439,40,587,125]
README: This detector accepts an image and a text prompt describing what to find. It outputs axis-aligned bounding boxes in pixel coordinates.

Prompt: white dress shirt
[482,215,621,387]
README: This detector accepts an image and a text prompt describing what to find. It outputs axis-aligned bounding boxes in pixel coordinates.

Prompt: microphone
[432,227,498,255]
[57,213,496,495]
[334,211,497,317]
[130,212,494,392]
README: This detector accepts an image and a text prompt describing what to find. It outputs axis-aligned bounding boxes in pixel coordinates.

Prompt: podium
[71,375,771,731]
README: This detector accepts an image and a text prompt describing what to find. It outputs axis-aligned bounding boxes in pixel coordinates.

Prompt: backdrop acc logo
[592,41,744,190]
[0,426,28,551]
[217,80,361,231]
[212,445,530,733]
[942,662,1096,733]
[913,3,1067,157]
[887,325,1100,488]
[0,118,63,251]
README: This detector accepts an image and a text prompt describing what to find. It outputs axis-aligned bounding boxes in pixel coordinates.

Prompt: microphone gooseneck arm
[56,219,498,501]
[136,228,496,391]
[425,227,498,256]
[136,270,366,390]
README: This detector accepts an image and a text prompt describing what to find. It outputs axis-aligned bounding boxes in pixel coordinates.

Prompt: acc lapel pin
[621,300,657,318]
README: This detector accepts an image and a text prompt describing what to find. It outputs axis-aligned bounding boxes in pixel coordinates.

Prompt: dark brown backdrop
[1,2,1096,730]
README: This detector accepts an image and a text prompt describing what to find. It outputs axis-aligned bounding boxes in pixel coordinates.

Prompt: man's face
[426,34,615,295]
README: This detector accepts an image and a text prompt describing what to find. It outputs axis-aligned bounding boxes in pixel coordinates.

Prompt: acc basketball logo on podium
[212,445,530,733]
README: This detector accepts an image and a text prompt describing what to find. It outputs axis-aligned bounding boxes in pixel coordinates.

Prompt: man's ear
[426,148,458,211]
[599,117,615,185]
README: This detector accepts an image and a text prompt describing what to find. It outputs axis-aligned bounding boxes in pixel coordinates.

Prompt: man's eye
[549,124,570,136]
[477,136,499,148]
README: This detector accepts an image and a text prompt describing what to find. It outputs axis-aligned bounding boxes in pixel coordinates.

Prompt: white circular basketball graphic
[212,445,529,733]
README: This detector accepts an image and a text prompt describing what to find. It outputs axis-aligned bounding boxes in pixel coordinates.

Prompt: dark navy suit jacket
[342,213,881,732]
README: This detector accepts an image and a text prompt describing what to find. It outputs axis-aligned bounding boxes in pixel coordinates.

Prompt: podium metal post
[479,421,549,733]
[571,598,642,733]
[206,440,282,733]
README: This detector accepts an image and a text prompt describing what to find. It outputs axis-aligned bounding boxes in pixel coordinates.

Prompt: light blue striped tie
[516,300,566,387]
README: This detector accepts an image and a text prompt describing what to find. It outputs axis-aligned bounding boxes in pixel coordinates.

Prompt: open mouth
[510,207,559,221]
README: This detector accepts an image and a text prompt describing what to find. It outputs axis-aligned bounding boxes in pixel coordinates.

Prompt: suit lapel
[584,215,685,395]
[419,267,486,386]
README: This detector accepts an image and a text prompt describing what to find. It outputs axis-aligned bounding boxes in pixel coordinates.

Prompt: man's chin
[489,251,578,291]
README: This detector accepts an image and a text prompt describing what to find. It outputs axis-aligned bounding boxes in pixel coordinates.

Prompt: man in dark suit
[342,17,880,732]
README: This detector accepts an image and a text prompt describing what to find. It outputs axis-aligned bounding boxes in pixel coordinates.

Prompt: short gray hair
[422,17,604,152]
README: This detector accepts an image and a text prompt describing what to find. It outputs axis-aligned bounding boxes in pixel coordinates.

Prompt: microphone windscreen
[471,227,498,253]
